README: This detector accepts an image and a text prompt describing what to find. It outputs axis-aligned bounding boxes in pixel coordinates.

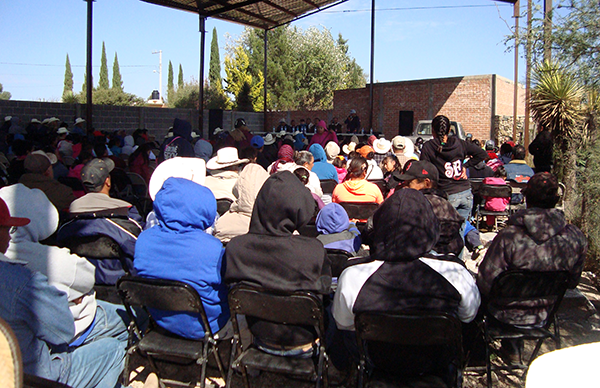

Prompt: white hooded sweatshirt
[0,184,97,337]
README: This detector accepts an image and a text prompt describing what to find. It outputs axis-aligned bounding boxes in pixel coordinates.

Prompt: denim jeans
[84,300,130,344]
[447,188,474,244]
[59,337,127,388]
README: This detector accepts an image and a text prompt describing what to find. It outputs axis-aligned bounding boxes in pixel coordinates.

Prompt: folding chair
[117,276,225,388]
[125,172,152,216]
[320,179,338,195]
[226,283,328,388]
[216,198,233,216]
[355,311,464,388]
[482,270,570,387]
[338,202,379,224]
[0,317,72,388]
[62,232,132,304]
[325,249,353,278]
[474,184,512,231]
[367,179,388,198]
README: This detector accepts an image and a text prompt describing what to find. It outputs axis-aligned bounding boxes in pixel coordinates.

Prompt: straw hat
[206,147,249,170]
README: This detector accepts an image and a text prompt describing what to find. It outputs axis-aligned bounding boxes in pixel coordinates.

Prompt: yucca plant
[530,61,585,217]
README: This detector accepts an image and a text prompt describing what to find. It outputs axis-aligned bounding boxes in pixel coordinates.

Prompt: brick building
[267,74,527,143]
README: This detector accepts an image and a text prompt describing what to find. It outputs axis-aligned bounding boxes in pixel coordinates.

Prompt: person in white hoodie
[0,183,129,347]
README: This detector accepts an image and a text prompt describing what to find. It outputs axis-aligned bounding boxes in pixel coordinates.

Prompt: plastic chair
[320,179,337,195]
[226,283,328,388]
[325,249,353,278]
[474,184,512,231]
[216,198,233,216]
[355,311,464,388]
[482,270,570,387]
[117,275,225,388]
[0,316,72,388]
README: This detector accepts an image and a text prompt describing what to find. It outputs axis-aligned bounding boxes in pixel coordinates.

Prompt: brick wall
[0,100,264,140]
[267,74,526,143]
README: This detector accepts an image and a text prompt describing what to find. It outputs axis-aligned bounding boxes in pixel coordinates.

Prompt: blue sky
[0,0,521,102]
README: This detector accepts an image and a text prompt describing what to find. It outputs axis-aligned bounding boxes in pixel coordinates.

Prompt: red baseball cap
[0,198,30,227]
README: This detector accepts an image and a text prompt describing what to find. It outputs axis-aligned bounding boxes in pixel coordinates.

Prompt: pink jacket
[483,177,509,211]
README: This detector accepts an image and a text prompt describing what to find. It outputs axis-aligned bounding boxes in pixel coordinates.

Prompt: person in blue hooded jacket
[316,203,361,255]
[134,177,229,339]
[309,143,338,182]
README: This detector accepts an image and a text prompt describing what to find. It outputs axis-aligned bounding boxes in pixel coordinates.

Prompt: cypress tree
[209,28,223,91]
[178,64,184,89]
[98,42,110,90]
[112,52,123,92]
[167,60,174,102]
[62,54,74,100]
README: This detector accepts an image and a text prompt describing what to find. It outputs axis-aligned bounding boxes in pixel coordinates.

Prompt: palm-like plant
[529,61,585,216]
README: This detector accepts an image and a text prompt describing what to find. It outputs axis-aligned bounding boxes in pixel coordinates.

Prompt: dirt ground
[130,232,600,388]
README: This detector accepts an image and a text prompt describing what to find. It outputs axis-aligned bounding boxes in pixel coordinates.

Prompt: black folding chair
[474,184,512,231]
[325,248,353,278]
[117,276,225,388]
[320,179,338,195]
[226,283,328,388]
[62,233,132,304]
[355,311,464,388]
[338,202,379,224]
[482,270,570,387]
[216,198,233,216]
[367,179,388,198]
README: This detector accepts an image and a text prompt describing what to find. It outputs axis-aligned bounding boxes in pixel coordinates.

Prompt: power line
[0,62,153,68]
[324,4,508,13]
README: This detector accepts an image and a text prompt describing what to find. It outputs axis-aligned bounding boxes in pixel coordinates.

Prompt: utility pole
[512,0,520,142]
[152,50,163,103]
[543,0,552,62]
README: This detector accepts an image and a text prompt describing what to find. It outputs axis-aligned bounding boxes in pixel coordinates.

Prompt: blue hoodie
[315,203,361,254]
[134,177,229,339]
[309,144,338,182]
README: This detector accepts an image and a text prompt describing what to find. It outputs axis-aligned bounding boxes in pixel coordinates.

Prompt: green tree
[62,54,74,101]
[178,64,184,89]
[237,25,365,110]
[225,45,263,111]
[81,71,88,94]
[235,81,254,112]
[98,42,110,90]
[167,60,174,103]
[207,27,230,109]
[112,53,123,92]
[171,79,200,109]
[530,61,585,216]
[0,84,11,100]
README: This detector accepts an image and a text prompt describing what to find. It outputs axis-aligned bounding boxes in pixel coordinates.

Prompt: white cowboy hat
[373,138,391,154]
[206,147,249,170]
[263,133,276,146]
[57,127,69,135]
[148,157,206,201]
[75,117,85,125]
[342,142,357,155]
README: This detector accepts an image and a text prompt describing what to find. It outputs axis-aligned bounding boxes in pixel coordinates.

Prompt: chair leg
[210,339,226,380]
[484,323,493,388]
[357,360,365,388]
[225,338,237,388]
[199,342,209,388]
[554,316,562,350]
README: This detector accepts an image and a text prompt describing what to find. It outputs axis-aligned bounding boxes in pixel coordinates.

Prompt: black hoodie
[158,118,195,163]
[420,136,488,195]
[225,171,331,346]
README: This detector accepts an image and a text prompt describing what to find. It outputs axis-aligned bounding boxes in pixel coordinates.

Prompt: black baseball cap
[397,160,439,182]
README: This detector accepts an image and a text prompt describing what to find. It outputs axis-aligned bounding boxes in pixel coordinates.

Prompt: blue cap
[251,135,264,149]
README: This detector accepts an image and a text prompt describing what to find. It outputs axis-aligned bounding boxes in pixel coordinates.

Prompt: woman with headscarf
[309,120,339,148]
[267,144,296,175]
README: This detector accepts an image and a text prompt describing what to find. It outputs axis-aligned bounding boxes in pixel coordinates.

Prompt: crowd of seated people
[0,112,586,387]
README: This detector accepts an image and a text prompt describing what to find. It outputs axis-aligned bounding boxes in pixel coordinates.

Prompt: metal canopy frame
[84,0,519,134]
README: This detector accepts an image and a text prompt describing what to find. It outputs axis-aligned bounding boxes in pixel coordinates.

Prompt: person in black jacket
[420,115,488,235]
[528,126,553,173]
[224,171,330,356]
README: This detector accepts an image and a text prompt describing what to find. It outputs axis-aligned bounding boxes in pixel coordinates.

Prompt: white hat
[30,118,41,124]
[392,136,407,150]
[292,130,301,137]
[206,147,249,170]
[342,142,357,155]
[350,109,356,114]
[4,116,11,122]
[213,127,224,135]
[191,132,200,138]
[30,150,57,165]
[324,141,340,160]
[277,129,287,138]
[263,133,276,146]
[75,117,85,125]
[48,117,60,123]
[57,127,69,135]
[148,157,206,201]
[373,138,391,154]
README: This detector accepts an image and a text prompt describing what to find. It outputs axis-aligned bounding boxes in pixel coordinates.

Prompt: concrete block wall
[0,100,264,140]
